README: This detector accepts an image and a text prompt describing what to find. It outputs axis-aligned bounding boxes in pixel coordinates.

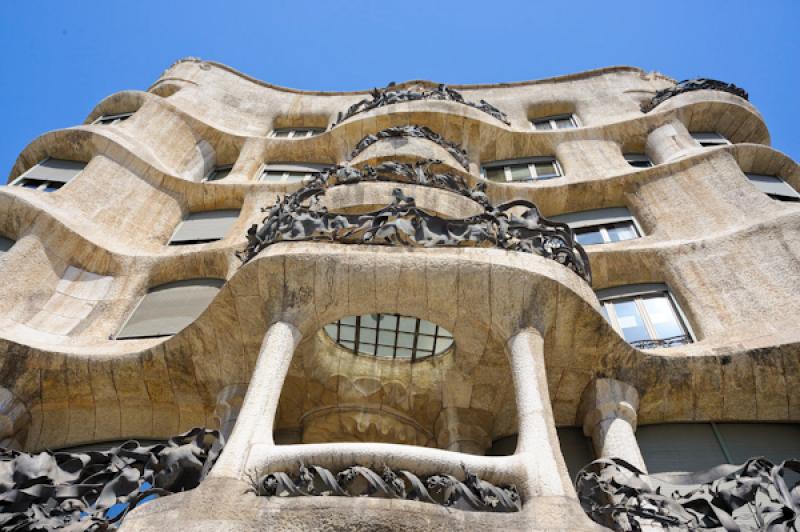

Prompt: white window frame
[745,173,800,202]
[92,112,133,125]
[551,207,643,246]
[481,156,563,183]
[202,165,234,183]
[10,157,85,192]
[530,113,579,131]
[691,132,731,148]
[623,153,654,168]
[258,163,328,184]
[574,221,641,245]
[269,127,325,139]
[596,283,695,348]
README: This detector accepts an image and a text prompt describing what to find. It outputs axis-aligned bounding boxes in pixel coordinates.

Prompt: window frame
[258,163,329,184]
[202,164,234,183]
[550,207,643,246]
[92,112,133,126]
[623,153,654,168]
[691,132,731,148]
[744,173,800,202]
[10,157,86,192]
[269,127,325,139]
[596,283,695,349]
[530,113,579,131]
[481,156,563,183]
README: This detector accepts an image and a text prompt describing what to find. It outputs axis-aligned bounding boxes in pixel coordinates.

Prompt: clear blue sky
[1,0,798,173]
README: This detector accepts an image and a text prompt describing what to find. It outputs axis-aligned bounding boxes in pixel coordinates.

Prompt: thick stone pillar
[580,378,647,472]
[646,120,701,164]
[213,383,248,441]
[210,321,301,479]
[507,328,572,497]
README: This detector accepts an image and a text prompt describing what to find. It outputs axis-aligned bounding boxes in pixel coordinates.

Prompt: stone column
[210,321,302,479]
[580,378,647,472]
[507,328,572,497]
[645,120,701,164]
[213,383,248,441]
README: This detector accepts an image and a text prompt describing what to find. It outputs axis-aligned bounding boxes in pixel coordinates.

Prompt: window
[203,165,233,182]
[116,279,223,339]
[168,210,240,245]
[323,313,454,361]
[11,158,86,192]
[549,207,642,246]
[691,132,730,148]
[596,283,693,349]
[531,114,578,131]
[481,157,562,183]
[92,112,133,125]
[638,423,800,474]
[745,173,800,202]
[624,154,653,168]
[260,163,328,184]
[269,127,325,139]
[0,237,13,255]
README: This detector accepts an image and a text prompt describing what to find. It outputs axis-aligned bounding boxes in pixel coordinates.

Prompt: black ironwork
[576,457,800,531]
[350,125,470,169]
[641,78,749,113]
[237,162,591,283]
[0,428,222,531]
[333,82,510,126]
[629,334,691,350]
[252,463,521,513]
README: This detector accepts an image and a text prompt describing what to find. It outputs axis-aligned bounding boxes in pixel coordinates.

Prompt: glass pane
[361,314,379,328]
[398,317,417,333]
[575,228,605,246]
[340,341,355,350]
[273,130,291,138]
[418,321,437,335]
[434,337,453,353]
[21,180,40,189]
[485,167,506,182]
[323,324,338,339]
[378,330,395,345]
[340,316,357,326]
[396,348,413,359]
[396,333,415,348]
[438,327,452,338]
[416,335,435,351]
[606,222,638,242]
[611,300,650,343]
[339,325,355,342]
[533,161,558,178]
[376,345,394,358]
[641,296,686,340]
[44,183,61,192]
[358,342,376,355]
[554,117,575,129]
[379,315,397,330]
[533,120,552,131]
[509,164,533,181]
[360,328,377,343]
[285,174,307,183]
[262,171,284,182]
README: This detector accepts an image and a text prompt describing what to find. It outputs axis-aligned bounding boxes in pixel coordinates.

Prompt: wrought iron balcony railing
[641,78,749,113]
[629,334,691,349]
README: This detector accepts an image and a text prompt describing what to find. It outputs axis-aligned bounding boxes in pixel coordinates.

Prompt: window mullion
[637,297,659,340]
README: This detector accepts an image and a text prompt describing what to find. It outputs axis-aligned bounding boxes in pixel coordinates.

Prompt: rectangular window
[596,283,692,349]
[11,158,86,192]
[481,157,563,183]
[93,112,133,125]
[203,165,233,182]
[260,163,328,183]
[550,207,642,246]
[623,154,653,168]
[531,114,578,131]
[269,127,325,139]
[168,210,240,245]
[745,173,800,202]
[691,132,730,147]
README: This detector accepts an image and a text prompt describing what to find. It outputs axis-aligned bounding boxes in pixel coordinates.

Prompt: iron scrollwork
[641,78,749,113]
[0,428,223,531]
[252,462,521,513]
[350,125,470,170]
[237,161,592,283]
[333,82,510,126]
[576,457,800,531]
[629,334,691,350]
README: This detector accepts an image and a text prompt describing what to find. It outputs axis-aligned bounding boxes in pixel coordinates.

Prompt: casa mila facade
[0,60,798,531]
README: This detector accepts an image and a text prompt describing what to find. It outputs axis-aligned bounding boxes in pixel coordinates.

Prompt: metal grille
[323,314,453,361]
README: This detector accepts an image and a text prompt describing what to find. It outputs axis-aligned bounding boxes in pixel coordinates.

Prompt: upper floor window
[93,112,133,125]
[691,132,730,148]
[596,283,693,349]
[624,153,653,169]
[323,313,454,361]
[531,114,578,131]
[550,207,642,246]
[168,210,241,245]
[0,237,14,255]
[260,163,327,184]
[116,279,223,339]
[11,158,86,192]
[269,127,325,139]
[745,173,800,203]
[481,157,562,183]
[203,165,233,182]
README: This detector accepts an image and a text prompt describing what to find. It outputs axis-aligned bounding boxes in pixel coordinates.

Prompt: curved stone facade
[1,60,797,530]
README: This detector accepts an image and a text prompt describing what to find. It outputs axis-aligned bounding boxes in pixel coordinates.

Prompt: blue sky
[0,0,798,172]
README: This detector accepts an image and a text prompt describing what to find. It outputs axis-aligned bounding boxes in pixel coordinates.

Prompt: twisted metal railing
[350,125,470,169]
[333,82,510,126]
[630,334,691,350]
[252,463,521,513]
[238,161,592,283]
[641,78,749,113]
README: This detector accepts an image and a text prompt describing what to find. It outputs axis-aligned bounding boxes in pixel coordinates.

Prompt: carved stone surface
[576,457,800,531]
[253,463,521,513]
[238,162,591,282]
[0,428,222,531]
[350,125,470,169]
[333,82,510,126]
[641,78,749,113]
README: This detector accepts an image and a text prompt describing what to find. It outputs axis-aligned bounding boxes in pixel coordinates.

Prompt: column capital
[579,378,640,436]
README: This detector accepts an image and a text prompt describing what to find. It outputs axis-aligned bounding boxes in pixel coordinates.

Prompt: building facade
[0,60,799,530]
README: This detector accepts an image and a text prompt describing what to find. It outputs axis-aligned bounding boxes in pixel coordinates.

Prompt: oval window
[323,314,453,361]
